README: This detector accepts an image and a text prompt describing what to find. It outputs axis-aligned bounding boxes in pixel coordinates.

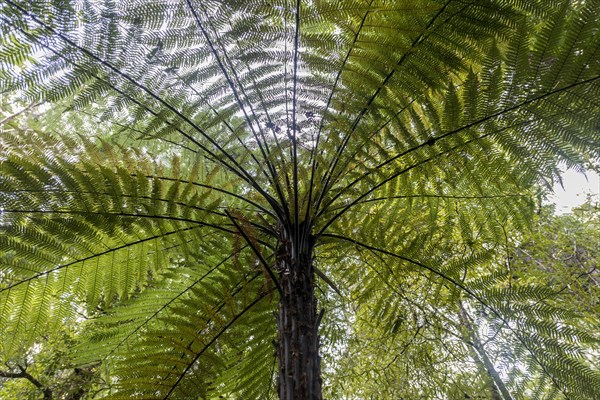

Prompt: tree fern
[1,0,599,399]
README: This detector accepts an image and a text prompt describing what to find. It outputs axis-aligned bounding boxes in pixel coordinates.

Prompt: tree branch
[0,102,43,125]
[0,366,52,400]
[323,232,571,398]
[458,301,513,400]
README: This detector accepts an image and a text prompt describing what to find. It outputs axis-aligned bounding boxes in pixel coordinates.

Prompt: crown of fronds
[1,0,599,398]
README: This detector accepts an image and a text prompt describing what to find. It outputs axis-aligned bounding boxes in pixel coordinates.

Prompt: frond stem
[305,0,374,235]
[225,210,282,295]
[317,74,600,226]
[3,2,285,219]
[292,0,301,247]
[327,193,532,211]
[102,247,248,360]
[185,0,289,217]
[0,226,202,294]
[314,0,456,215]
[163,293,267,399]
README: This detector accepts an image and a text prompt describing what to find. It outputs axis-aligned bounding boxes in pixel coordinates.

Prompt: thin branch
[0,102,43,125]
[323,232,571,398]
[458,301,514,400]
[199,10,276,163]
[232,37,292,192]
[314,266,342,297]
[6,189,224,216]
[5,187,274,236]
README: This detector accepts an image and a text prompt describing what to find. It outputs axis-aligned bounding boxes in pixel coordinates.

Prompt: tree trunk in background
[458,301,513,400]
[276,227,322,400]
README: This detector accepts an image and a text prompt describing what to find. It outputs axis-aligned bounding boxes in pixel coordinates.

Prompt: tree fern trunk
[276,227,322,400]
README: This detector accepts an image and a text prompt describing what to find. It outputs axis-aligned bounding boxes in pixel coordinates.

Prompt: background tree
[0,327,99,400]
[327,198,600,399]
[1,0,599,399]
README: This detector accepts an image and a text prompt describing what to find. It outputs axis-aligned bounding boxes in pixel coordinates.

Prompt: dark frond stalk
[147,175,275,217]
[319,73,600,222]
[329,193,532,210]
[103,248,247,360]
[292,0,301,242]
[163,293,268,399]
[185,0,291,216]
[316,117,534,234]
[276,223,322,400]
[3,2,287,220]
[226,210,282,294]
[314,0,454,214]
[305,0,373,231]
[0,225,201,294]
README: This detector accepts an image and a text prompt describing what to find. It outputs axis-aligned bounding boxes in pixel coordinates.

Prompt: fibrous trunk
[276,227,322,400]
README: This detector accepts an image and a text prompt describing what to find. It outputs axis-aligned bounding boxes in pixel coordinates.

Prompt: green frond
[1,0,599,398]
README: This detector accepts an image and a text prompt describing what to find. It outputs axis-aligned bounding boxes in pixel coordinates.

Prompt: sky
[548,168,600,214]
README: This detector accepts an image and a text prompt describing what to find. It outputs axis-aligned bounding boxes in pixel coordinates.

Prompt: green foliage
[0,328,99,400]
[1,0,599,398]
